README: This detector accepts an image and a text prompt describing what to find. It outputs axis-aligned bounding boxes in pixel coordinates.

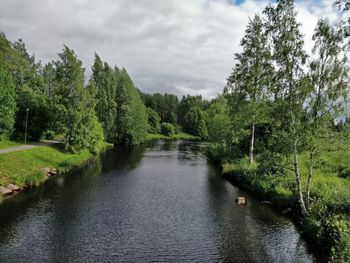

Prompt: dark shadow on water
[0,157,102,246]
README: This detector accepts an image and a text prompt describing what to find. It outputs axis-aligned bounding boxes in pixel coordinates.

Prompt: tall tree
[0,59,16,140]
[54,46,104,152]
[147,108,161,134]
[226,14,273,165]
[184,106,208,139]
[178,95,207,132]
[91,54,118,142]
[264,0,309,216]
[306,19,349,203]
[115,68,148,145]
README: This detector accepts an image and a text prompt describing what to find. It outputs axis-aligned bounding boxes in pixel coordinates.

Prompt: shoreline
[0,143,113,202]
[219,165,330,262]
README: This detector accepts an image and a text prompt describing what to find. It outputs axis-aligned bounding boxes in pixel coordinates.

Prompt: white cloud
[0,0,342,99]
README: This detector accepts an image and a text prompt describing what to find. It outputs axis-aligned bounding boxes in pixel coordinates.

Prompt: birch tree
[226,14,273,165]
[264,0,309,216]
[306,19,349,204]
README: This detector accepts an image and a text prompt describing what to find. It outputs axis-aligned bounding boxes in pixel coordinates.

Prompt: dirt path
[0,140,60,155]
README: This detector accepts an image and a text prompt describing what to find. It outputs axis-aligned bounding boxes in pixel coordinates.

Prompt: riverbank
[0,142,112,201]
[209,139,350,262]
[145,132,200,141]
[0,140,22,149]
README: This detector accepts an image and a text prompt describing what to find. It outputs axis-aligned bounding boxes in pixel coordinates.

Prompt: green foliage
[13,86,51,141]
[178,95,208,131]
[91,54,118,142]
[0,144,96,187]
[142,92,178,124]
[146,132,198,141]
[183,106,208,139]
[54,46,104,153]
[147,108,161,134]
[160,123,175,136]
[42,130,55,140]
[0,140,22,149]
[0,61,16,140]
[256,151,288,177]
[206,96,232,144]
[115,68,148,145]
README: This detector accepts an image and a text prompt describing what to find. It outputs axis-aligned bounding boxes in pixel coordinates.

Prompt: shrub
[160,123,175,136]
[42,130,55,140]
[257,151,288,176]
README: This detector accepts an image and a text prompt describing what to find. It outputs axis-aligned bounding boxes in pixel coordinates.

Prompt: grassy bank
[0,142,111,198]
[146,132,200,141]
[215,139,350,262]
[0,140,22,149]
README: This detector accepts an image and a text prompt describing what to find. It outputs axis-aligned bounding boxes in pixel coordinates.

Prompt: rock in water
[6,184,20,191]
[42,167,51,175]
[235,197,246,205]
[0,186,12,195]
[50,168,58,175]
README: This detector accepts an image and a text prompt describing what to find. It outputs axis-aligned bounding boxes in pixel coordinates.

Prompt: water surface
[0,140,320,262]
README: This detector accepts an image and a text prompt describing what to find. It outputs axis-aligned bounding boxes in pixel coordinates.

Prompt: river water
[0,140,321,262]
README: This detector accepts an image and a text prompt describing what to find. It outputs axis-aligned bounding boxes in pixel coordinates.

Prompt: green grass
[0,140,22,149]
[146,132,200,141]
[0,142,111,188]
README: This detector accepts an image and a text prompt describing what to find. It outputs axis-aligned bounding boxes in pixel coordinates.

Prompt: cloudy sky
[0,0,345,98]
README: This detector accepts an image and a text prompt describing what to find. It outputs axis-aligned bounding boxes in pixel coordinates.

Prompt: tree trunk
[306,150,314,205]
[291,110,308,217]
[293,141,308,216]
[249,122,255,165]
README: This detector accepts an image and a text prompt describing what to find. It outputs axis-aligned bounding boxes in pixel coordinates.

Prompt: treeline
[0,34,142,152]
[206,0,349,260]
[0,33,214,154]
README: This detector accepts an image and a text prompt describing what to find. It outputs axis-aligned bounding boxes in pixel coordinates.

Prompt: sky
[0,0,345,99]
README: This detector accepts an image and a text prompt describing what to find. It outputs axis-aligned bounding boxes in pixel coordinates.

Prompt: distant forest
[0,33,212,153]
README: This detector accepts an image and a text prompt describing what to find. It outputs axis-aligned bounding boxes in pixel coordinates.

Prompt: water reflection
[0,140,322,262]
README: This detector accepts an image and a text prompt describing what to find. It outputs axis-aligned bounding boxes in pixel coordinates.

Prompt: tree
[147,108,161,134]
[160,123,175,136]
[54,46,104,152]
[184,106,208,139]
[142,92,179,124]
[306,19,349,203]
[206,96,231,144]
[226,14,273,165]
[115,68,148,145]
[178,95,207,133]
[91,54,118,142]
[0,60,16,140]
[264,0,309,216]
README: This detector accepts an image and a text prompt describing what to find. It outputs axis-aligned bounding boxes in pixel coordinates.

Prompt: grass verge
[0,142,111,198]
[146,132,200,141]
[0,140,23,149]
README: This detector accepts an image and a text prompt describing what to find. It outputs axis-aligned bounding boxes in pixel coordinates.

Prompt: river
[0,140,322,262]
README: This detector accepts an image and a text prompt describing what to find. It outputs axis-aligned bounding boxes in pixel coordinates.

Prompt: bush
[42,130,55,140]
[147,108,161,134]
[160,123,175,136]
[257,151,288,176]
